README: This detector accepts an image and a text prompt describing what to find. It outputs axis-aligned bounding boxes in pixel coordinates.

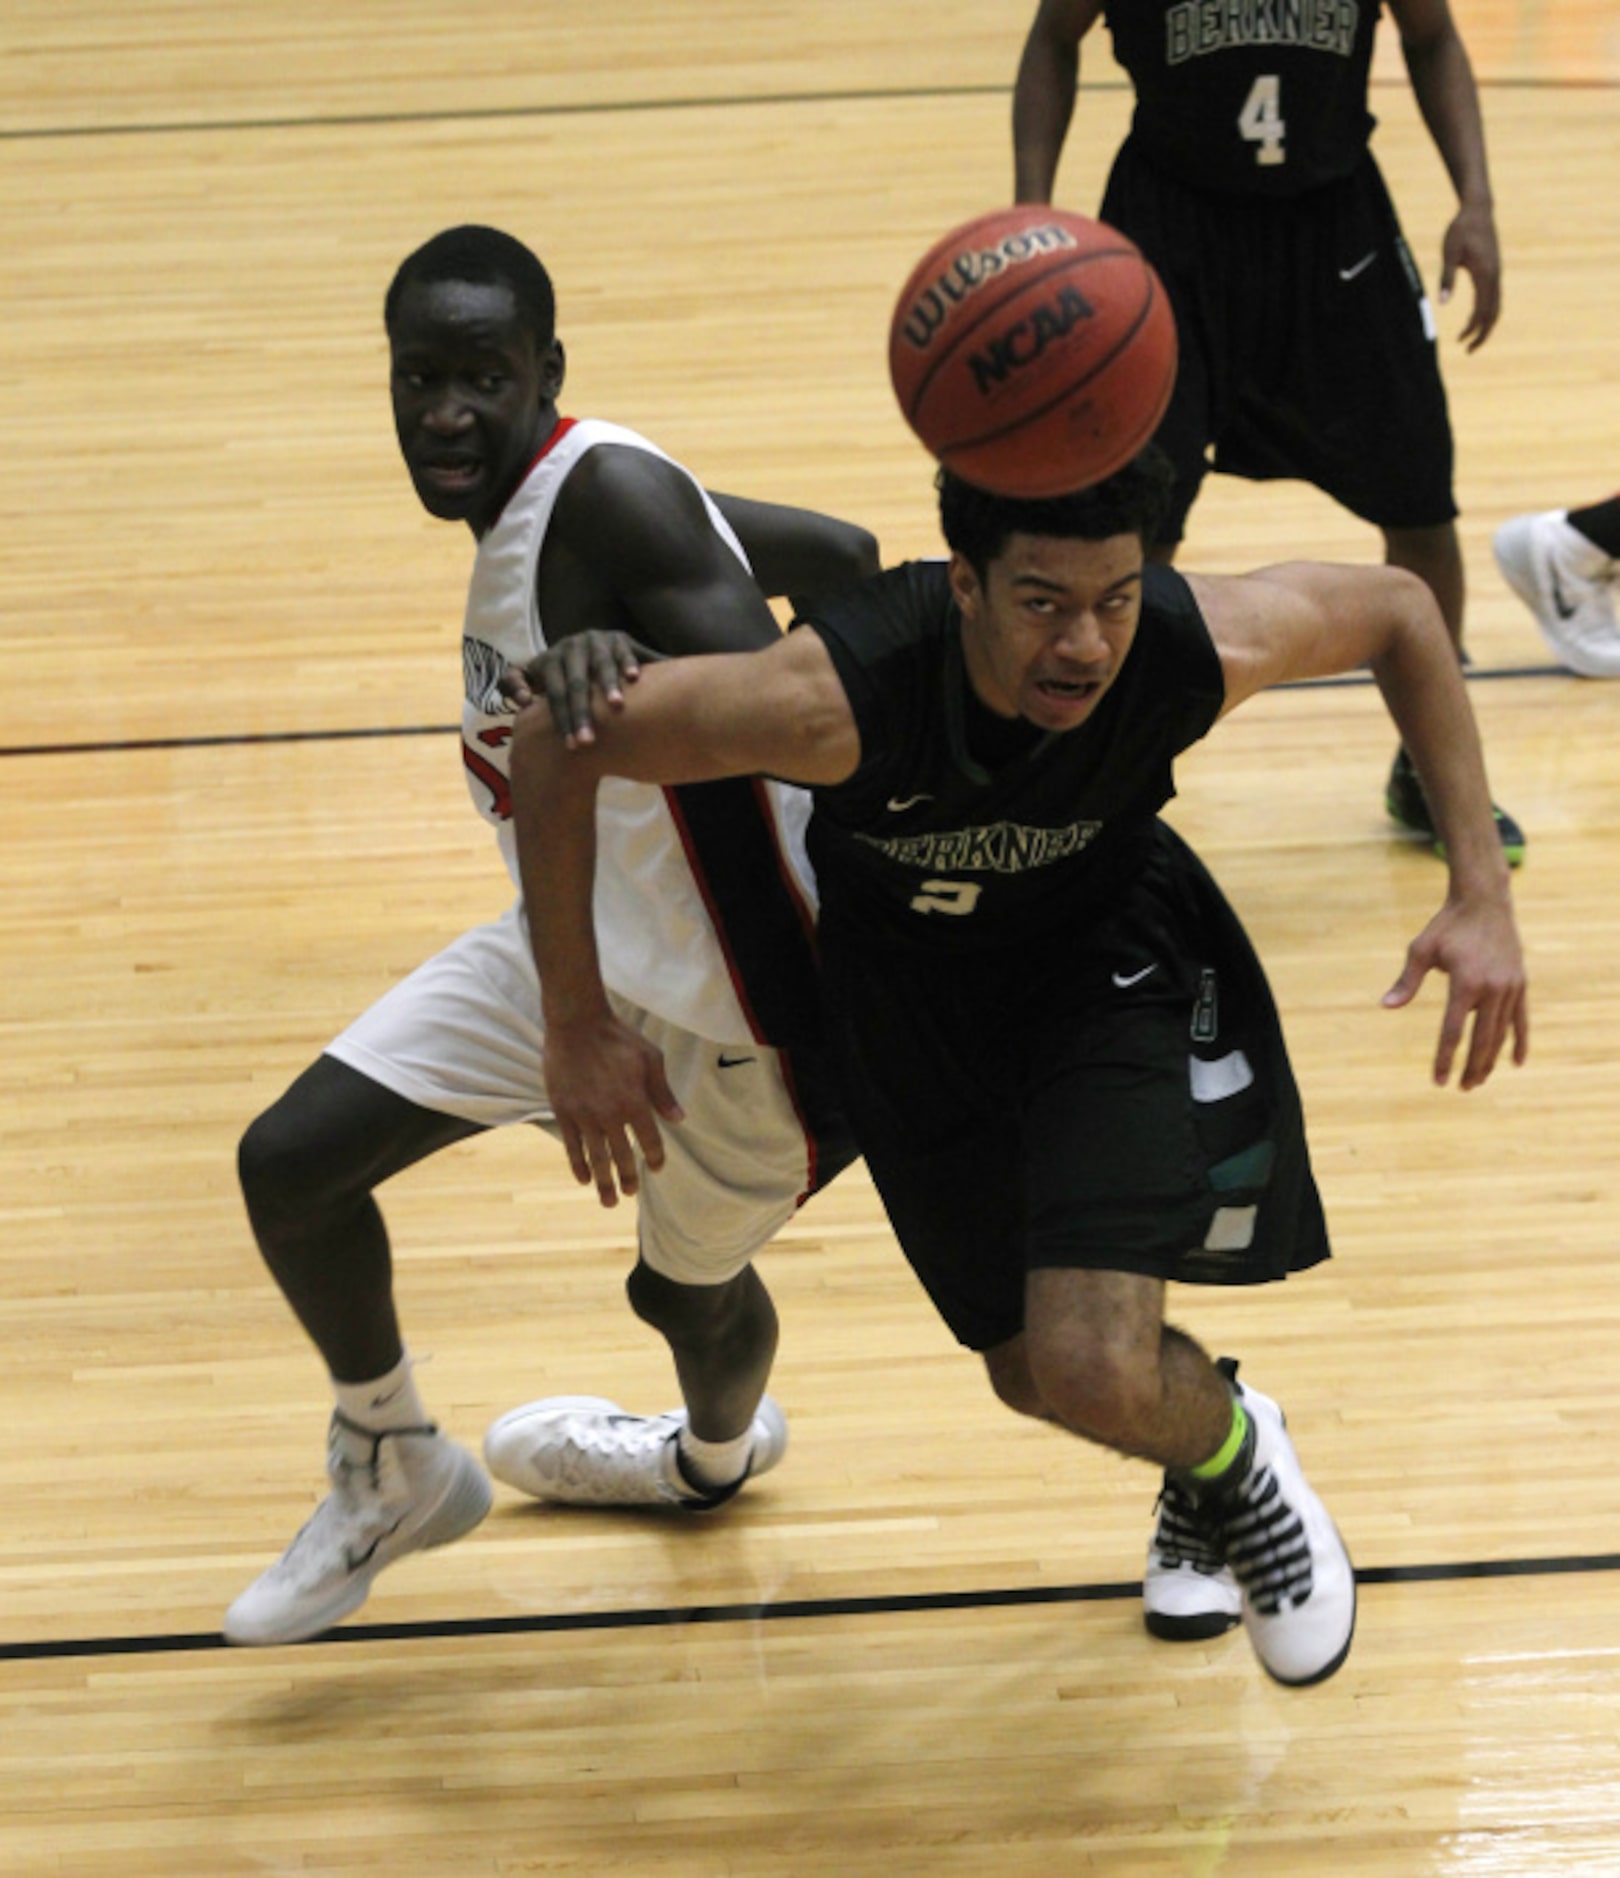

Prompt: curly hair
[938,447,1175,580]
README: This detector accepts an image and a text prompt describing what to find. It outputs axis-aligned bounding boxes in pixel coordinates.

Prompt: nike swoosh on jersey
[886,794,933,813]
[718,1054,757,1069]
[1111,963,1158,988]
[1338,252,1377,281]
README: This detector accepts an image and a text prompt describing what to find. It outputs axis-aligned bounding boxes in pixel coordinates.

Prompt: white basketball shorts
[326,902,820,1286]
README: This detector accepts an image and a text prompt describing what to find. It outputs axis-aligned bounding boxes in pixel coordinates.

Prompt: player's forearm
[708,493,880,609]
[1369,597,1511,900]
[1012,31,1079,203]
[509,708,615,1029]
[1402,30,1493,209]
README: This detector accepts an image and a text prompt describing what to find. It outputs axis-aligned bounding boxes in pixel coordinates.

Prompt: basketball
[888,206,1177,498]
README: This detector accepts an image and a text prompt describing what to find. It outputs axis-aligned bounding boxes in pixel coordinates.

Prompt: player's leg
[1098,141,1225,560]
[238,1052,484,1380]
[483,1023,851,1509]
[1382,519,1464,649]
[1018,1267,1352,1684]
[1274,158,1521,862]
[227,909,552,1644]
[1014,838,1351,1677]
[227,1056,494,1645]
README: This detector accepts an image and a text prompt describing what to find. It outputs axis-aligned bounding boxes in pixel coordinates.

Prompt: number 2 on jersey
[909,879,983,917]
[1237,74,1285,167]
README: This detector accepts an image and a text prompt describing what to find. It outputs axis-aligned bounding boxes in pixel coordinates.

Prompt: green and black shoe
[1385,748,1525,868]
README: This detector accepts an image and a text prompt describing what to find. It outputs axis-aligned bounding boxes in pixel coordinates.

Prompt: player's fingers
[498,663,535,709]
[1381,955,1426,1010]
[648,1059,685,1126]
[537,647,596,747]
[559,1119,593,1189]
[605,1125,641,1200]
[589,631,639,705]
[1468,284,1502,350]
[629,1109,667,1174]
[1431,981,1469,1086]
[1511,984,1531,1065]
[581,1128,626,1208]
[1457,990,1508,1091]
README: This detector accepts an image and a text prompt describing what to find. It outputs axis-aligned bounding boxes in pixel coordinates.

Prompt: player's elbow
[843,524,881,582]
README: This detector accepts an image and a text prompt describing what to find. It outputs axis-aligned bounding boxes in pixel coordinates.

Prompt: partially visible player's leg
[228,1057,493,1645]
[627,1257,777,1445]
[239,1052,484,1379]
[227,910,552,1645]
[1383,518,1465,648]
[483,1020,839,1510]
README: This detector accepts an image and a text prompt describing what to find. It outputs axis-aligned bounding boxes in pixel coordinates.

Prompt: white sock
[332,1352,431,1433]
[677,1424,754,1491]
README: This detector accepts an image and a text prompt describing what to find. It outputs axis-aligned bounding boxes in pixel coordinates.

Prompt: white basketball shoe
[1494,510,1620,677]
[1202,1379,1357,1687]
[224,1412,492,1646]
[484,1393,787,1508]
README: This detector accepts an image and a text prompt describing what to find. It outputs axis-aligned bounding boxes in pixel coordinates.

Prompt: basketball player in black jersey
[506,451,1527,1687]
[1013,0,1523,865]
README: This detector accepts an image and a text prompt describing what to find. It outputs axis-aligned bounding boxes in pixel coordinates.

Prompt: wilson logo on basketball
[968,284,1096,396]
[896,223,1079,353]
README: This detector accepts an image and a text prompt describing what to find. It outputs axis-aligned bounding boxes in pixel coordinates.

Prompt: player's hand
[1439,203,1501,351]
[498,631,646,748]
[543,1009,685,1206]
[1381,892,1528,1089]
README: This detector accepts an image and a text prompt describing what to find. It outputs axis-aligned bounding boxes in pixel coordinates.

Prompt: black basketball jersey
[802,559,1225,956]
[1104,0,1381,197]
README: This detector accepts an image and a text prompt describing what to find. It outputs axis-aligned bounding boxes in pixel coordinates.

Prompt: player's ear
[947,551,984,620]
[540,337,565,400]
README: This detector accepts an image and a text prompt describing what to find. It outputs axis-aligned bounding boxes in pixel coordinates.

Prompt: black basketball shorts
[824,834,1330,1352]
[1100,143,1457,544]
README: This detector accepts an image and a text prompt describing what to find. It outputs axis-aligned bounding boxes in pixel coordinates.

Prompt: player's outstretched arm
[508,631,860,1204]
[1012,0,1103,203]
[1196,560,1528,1087]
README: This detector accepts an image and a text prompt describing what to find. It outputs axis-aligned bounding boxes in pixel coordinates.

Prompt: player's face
[952,531,1144,733]
[389,278,563,536]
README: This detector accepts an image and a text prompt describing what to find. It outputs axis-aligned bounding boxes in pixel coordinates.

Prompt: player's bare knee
[982,1339,1053,1421]
[1027,1339,1156,1450]
[238,1103,314,1225]
[238,1097,363,1242]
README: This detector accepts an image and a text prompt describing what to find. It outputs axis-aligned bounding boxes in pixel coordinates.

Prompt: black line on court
[0,663,1568,762]
[0,723,457,759]
[5,73,1613,146]
[5,1551,1620,1663]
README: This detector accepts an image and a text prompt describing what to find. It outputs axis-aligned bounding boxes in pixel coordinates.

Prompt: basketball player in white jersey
[224,225,875,1646]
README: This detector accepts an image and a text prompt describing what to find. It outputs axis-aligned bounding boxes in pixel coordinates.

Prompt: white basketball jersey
[459,417,818,1047]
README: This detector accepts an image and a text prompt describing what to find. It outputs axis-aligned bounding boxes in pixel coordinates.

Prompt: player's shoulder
[551,426,709,559]
[810,558,951,639]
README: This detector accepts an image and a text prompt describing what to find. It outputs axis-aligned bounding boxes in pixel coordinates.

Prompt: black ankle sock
[1567,496,1620,559]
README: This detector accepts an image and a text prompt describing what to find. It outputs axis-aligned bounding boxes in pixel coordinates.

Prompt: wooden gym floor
[1,3,1618,1872]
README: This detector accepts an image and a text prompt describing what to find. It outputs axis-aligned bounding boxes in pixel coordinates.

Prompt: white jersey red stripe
[459,416,818,1047]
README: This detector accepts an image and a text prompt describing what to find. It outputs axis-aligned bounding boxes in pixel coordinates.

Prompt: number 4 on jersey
[1238,74,1285,167]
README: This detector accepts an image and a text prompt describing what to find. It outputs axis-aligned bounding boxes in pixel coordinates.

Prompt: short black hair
[384,225,557,350]
[938,446,1175,581]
